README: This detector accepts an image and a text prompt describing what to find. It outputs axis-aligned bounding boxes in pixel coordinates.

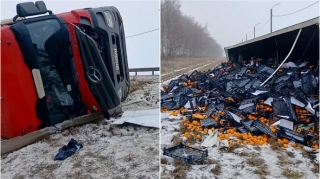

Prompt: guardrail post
[135,71,137,76]
[152,71,154,75]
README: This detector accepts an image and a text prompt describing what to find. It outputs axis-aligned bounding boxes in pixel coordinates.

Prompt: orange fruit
[283,144,288,148]
[282,138,289,144]
[296,128,302,133]
[184,132,189,138]
[242,141,247,145]
[277,139,282,143]
[196,135,201,140]
[258,140,264,146]
[291,143,296,148]
[228,141,233,146]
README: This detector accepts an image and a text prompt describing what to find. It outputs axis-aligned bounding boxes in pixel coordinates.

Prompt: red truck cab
[1,1,130,138]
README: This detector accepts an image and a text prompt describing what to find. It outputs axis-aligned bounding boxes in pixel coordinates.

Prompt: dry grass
[285,151,295,158]
[210,163,222,175]
[179,121,188,134]
[161,58,211,74]
[171,135,182,146]
[129,76,154,93]
[197,158,219,165]
[281,168,303,179]
[161,58,225,81]
[219,144,242,153]
[31,163,60,178]
[277,153,295,165]
[253,146,261,151]
[246,156,265,167]
[268,137,282,151]
[72,160,82,168]
[311,162,319,174]
[161,157,168,164]
[170,159,192,179]
[253,163,270,177]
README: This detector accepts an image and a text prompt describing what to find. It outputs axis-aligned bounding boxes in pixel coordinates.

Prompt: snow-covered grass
[160,114,320,179]
[161,59,225,82]
[1,75,160,179]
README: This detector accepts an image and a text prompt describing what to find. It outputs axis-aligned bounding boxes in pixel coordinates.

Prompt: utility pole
[254,23,260,38]
[271,3,281,33]
[246,31,251,41]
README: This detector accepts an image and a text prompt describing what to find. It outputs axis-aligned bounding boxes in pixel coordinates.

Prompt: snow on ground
[1,75,160,179]
[122,75,159,111]
[160,114,320,179]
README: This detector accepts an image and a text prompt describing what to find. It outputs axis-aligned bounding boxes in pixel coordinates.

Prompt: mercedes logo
[87,66,102,83]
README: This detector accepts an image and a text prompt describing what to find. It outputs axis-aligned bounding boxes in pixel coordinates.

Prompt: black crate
[163,142,208,164]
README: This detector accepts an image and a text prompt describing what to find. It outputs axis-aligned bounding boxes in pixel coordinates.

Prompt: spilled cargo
[161,18,319,157]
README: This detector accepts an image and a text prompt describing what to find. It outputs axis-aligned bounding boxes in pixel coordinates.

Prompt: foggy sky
[180,0,319,52]
[1,0,160,70]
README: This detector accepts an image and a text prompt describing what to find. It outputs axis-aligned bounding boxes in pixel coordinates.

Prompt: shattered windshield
[25,19,75,120]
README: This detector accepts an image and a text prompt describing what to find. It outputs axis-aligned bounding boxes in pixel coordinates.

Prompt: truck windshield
[25,19,75,123]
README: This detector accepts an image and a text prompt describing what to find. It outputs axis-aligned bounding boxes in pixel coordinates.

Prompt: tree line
[161,0,223,60]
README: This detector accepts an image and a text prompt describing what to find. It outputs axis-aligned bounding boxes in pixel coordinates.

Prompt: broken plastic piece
[54,138,83,161]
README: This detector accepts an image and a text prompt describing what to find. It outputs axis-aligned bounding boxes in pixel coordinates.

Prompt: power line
[256,18,271,31]
[273,1,319,17]
[248,32,254,39]
[126,28,159,38]
[242,18,269,42]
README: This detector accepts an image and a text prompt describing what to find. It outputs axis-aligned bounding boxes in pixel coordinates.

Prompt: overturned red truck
[1,1,130,138]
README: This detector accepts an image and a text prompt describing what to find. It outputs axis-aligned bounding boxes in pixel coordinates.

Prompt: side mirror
[13,1,52,21]
[35,1,47,12]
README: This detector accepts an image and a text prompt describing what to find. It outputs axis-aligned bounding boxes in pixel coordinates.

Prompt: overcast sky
[1,0,160,70]
[180,0,319,51]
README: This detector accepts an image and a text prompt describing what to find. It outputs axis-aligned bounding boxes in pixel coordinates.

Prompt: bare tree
[161,0,223,60]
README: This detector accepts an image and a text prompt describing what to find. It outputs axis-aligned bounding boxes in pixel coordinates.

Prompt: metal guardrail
[129,67,159,76]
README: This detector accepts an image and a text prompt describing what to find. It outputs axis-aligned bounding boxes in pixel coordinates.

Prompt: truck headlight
[104,11,114,28]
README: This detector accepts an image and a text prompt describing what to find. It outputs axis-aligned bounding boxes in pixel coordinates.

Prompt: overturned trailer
[225,17,319,68]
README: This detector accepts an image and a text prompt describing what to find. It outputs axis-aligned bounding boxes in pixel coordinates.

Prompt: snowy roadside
[1,75,160,179]
[160,113,319,179]
[161,60,223,83]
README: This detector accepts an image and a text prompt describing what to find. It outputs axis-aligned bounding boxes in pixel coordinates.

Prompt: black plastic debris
[163,142,208,164]
[241,119,260,134]
[54,138,83,161]
[276,126,308,146]
[272,98,290,118]
[161,56,319,148]
[200,118,219,128]
[253,120,277,138]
